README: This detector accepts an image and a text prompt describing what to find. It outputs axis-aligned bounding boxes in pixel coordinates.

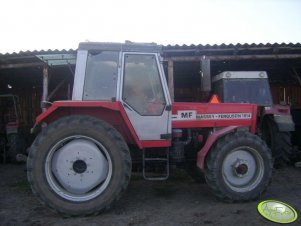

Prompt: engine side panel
[172,102,258,133]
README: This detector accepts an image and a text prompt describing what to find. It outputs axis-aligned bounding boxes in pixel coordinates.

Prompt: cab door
[119,53,171,140]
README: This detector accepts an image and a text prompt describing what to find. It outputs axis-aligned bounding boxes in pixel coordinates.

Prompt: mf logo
[178,111,196,120]
[181,112,193,118]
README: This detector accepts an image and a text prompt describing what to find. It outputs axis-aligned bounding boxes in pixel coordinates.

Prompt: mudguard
[263,105,295,132]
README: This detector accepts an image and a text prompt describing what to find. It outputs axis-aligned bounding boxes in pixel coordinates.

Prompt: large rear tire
[262,118,292,166]
[27,115,131,216]
[205,132,272,202]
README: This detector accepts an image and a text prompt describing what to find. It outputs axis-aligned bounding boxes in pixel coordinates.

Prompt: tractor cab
[72,42,172,141]
[212,71,273,107]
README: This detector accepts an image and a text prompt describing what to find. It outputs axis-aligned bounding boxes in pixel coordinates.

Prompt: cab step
[142,148,169,181]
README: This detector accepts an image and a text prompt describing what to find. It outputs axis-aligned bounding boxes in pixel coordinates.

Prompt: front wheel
[27,115,131,216]
[205,132,273,202]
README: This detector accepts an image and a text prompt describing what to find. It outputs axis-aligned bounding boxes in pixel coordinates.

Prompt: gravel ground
[0,164,301,226]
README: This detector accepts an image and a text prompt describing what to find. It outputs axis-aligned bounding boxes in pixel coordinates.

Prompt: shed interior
[0,54,75,127]
[170,59,301,106]
[1,43,301,129]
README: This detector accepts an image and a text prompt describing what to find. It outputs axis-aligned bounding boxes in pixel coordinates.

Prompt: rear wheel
[205,132,272,201]
[262,118,292,166]
[27,115,131,216]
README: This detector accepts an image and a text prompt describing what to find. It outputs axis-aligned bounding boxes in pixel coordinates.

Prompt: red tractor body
[34,100,258,169]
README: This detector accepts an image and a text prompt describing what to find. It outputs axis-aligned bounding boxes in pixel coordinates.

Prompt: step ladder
[142,148,169,181]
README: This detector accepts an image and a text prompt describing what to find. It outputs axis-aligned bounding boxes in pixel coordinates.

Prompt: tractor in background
[0,94,27,163]
[212,71,295,165]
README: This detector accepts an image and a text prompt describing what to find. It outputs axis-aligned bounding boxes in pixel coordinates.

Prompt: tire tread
[205,131,273,202]
[27,115,131,217]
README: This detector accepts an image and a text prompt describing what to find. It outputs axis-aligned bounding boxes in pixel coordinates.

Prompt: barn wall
[271,85,301,107]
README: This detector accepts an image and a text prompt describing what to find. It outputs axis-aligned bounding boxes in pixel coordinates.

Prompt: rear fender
[197,126,241,170]
[33,101,143,148]
[263,105,295,132]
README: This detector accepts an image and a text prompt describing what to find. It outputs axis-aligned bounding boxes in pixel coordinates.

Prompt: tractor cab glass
[213,78,273,107]
[122,54,166,116]
[83,51,119,100]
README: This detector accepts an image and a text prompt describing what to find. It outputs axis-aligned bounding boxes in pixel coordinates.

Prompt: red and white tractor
[27,42,273,216]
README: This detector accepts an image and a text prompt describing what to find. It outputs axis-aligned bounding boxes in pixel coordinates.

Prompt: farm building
[0,42,301,157]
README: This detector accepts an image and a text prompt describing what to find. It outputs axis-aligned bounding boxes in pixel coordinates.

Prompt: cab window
[83,51,119,100]
[122,54,166,116]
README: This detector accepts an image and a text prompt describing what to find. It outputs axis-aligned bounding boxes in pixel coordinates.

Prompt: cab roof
[213,71,268,82]
[78,42,162,53]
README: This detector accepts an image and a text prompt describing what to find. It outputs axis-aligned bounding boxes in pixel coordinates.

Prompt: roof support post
[168,60,174,102]
[41,65,49,112]
[201,56,211,92]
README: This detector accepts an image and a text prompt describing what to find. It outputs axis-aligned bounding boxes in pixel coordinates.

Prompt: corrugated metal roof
[0,49,77,69]
[1,42,301,56]
[162,42,301,59]
[164,42,301,49]
[0,49,76,56]
[1,42,301,69]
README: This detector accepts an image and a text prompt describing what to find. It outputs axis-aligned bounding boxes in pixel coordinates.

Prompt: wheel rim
[45,135,112,202]
[222,146,264,192]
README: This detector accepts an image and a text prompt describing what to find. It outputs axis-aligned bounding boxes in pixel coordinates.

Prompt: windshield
[223,78,273,106]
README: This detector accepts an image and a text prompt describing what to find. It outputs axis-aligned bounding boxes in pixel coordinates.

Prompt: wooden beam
[41,66,49,112]
[0,62,44,69]
[168,60,174,102]
[201,57,211,92]
[47,78,67,101]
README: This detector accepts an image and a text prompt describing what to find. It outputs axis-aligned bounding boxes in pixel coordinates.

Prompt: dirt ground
[0,164,301,226]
